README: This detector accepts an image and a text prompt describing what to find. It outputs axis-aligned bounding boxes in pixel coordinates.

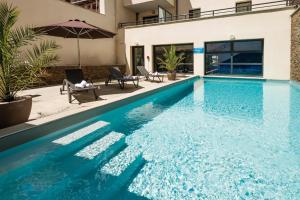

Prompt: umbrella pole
[77,35,81,68]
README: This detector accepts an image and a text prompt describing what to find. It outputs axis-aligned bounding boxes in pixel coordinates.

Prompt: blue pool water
[0,78,300,200]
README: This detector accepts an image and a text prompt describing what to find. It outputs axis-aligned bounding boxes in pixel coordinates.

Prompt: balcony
[64,0,100,13]
[120,0,297,28]
[123,0,175,12]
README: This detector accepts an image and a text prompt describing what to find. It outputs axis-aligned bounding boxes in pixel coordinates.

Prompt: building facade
[9,0,300,80]
[121,0,297,80]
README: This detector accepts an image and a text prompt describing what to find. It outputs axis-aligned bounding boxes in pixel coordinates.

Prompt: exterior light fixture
[230,35,236,40]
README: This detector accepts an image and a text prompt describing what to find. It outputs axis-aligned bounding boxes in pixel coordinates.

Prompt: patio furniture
[137,66,164,82]
[105,67,139,89]
[60,69,99,103]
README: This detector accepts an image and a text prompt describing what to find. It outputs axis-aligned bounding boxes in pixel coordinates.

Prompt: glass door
[132,46,144,76]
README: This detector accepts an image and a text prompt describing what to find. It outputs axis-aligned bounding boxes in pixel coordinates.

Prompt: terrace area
[0,75,193,138]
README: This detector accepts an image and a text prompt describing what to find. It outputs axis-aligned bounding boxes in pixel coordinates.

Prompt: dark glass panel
[205,63,232,75]
[232,52,263,63]
[166,11,172,21]
[232,64,263,75]
[233,40,262,52]
[132,46,144,76]
[206,53,232,65]
[205,53,232,75]
[206,42,231,53]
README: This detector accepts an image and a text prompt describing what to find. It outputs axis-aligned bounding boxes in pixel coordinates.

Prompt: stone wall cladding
[39,65,126,86]
[291,8,300,81]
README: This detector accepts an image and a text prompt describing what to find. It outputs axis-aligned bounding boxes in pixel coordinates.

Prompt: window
[67,0,105,14]
[236,1,252,13]
[206,42,231,53]
[153,44,194,73]
[99,0,105,14]
[205,39,263,76]
[189,8,201,18]
[158,6,172,22]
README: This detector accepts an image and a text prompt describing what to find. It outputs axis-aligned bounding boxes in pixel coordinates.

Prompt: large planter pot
[0,96,32,129]
[167,71,176,81]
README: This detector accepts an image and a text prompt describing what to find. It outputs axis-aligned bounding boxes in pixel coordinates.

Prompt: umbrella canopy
[34,19,115,67]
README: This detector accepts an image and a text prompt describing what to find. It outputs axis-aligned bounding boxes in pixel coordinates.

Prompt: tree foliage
[158,45,184,72]
[0,2,60,102]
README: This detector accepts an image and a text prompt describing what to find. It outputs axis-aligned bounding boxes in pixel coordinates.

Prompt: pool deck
[0,75,196,138]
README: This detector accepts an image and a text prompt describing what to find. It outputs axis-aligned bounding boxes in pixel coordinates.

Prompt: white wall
[125,8,293,80]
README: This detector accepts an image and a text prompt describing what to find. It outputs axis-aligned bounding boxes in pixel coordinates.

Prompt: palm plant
[0,2,59,102]
[158,45,184,72]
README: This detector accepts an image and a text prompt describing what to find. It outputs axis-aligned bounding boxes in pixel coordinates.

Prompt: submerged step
[56,147,146,200]
[101,146,142,176]
[37,132,126,199]
[53,121,109,145]
[75,132,125,160]
[0,121,111,188]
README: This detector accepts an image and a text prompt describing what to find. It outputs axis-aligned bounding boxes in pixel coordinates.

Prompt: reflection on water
[203,78,264,121]
[289,83,300,160]
[119,78,300,200]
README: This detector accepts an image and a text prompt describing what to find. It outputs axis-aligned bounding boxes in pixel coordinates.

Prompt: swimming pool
[0,77,299,199]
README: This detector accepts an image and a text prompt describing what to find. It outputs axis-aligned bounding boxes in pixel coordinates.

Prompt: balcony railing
[119,0,297,28]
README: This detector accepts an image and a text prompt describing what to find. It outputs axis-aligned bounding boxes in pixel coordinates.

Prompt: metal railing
[119,0,297,28]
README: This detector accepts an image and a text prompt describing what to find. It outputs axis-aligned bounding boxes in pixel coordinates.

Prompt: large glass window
[205,39,263,76]
[153,44,194,73]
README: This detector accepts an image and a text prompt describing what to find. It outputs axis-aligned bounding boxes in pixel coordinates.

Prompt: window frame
[204,39,264,76]
[152,43,194,73]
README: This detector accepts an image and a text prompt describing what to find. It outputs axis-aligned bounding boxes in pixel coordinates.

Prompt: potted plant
[158,45,184,81]
[0,2,59,129]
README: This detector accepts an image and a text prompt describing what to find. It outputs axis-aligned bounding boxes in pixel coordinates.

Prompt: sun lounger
[137,66,164,82]
[60,69,99,103]
[105,67,139,89]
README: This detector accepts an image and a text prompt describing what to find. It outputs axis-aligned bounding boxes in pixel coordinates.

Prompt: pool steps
[52,146,146,199]
[37,131,126,199]
[53,121,109,145]
[0,121,110,184]
[1,121,146,199]
[96,147,146,200]
[101,146,142,176]
[75,131,124,160]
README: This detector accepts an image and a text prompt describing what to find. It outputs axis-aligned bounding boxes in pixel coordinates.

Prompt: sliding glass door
[205,39,263,76]
[132,46,144,76]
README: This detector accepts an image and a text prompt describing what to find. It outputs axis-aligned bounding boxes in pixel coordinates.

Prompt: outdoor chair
[105,67,139,89]
[60,69,99,103]
[137,66,164,82]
